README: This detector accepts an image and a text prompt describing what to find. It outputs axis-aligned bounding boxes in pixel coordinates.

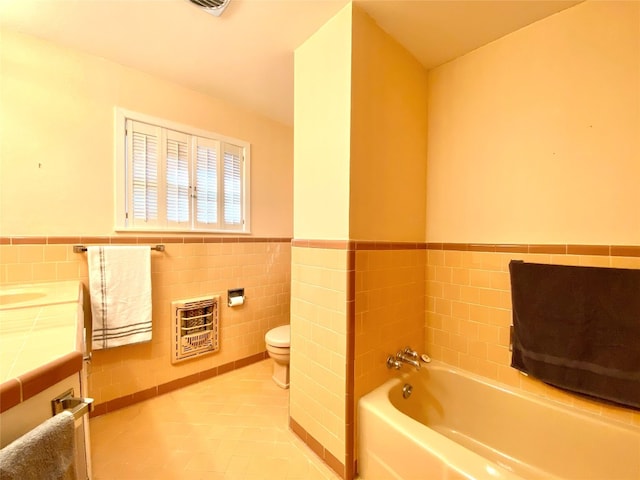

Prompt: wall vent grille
[171,295,219,363]
[187,0,231,17]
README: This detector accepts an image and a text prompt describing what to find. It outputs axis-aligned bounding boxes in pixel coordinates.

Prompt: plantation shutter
[127,120,161,227]
[194,137,220,229]
[119,109,250,233]
[222,143,243,228]
[165,130,190,227]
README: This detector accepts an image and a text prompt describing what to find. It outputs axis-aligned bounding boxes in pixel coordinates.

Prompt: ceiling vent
[188,0,231,17]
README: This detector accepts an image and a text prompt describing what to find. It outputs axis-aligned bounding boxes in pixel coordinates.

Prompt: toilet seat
[265,325,290,348]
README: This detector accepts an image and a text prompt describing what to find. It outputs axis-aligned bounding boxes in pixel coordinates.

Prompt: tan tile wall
[354,248,425,401]
[290,246,347,464]
[426,249,640,427]
[0,240,291,404]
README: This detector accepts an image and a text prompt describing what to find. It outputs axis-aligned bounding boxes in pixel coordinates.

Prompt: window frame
[114,107,251,234]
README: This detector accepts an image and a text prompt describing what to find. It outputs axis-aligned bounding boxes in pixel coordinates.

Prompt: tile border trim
[3,237,637,256]
[292,240,639,256]
[291,239,426,250]
[426,243,640,257]
[0,351,83,413]
[88,351,268,418]
[0,379,22,414]
[0,236,292,246]
[289,416,346,479]
[291,239,352,249]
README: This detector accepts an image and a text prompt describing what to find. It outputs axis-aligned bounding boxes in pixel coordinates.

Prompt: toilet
[265,325,290,389]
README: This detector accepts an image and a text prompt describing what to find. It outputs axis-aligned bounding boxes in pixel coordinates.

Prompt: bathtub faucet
[402,347,419,360]
[396,350,421,370]
[386,348,421,371]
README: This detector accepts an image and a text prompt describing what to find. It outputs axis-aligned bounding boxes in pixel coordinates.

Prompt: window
[115,109,250,233]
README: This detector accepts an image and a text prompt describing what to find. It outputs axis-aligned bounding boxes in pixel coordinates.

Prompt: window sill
[113,227,252,235]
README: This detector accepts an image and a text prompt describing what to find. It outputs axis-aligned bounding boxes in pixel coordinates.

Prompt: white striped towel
[88,246,152,350]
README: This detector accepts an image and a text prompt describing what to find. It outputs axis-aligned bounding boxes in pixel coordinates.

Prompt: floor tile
[90,360,341,479]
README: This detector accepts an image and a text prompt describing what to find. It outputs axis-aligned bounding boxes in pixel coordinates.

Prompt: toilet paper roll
[228,295,245,307]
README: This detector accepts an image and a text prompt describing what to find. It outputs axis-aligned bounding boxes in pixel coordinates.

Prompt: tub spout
[396,351,421,370]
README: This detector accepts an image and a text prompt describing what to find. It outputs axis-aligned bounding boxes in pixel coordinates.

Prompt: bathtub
[358,362,640,480]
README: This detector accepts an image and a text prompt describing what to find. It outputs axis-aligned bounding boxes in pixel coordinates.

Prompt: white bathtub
[358,362,640,480]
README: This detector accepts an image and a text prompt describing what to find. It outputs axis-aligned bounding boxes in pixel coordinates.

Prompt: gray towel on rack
[0,410,77,480]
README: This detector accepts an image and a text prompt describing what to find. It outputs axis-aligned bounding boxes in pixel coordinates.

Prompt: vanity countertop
[0,281,84,412]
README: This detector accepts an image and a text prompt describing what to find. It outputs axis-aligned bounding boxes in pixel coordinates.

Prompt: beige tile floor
[90,360,342,480]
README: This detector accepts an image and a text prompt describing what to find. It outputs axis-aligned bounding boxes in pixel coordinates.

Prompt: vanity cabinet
[0,281,91,479]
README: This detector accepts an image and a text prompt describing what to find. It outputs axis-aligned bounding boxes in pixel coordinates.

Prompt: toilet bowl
[265,325,290,389]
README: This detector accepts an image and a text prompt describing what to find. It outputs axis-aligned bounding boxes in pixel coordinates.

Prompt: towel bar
[51,389,94,420]
[73,244,165,253]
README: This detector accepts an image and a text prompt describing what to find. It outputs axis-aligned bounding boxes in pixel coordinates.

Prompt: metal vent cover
[188,0,231,17]
[171,295,220,363]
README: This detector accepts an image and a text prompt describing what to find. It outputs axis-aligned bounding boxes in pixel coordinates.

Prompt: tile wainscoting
[2,236,638,478]
[425,242,640,428]
[0,235,292,413]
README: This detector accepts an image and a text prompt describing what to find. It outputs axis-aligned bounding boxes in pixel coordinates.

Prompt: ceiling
[0,0,582,126]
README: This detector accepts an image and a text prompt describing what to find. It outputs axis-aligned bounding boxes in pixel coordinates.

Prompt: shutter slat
[166,136,190,223]
[131,130,158,223]
[223,145,242,226]
[196,143,218,225]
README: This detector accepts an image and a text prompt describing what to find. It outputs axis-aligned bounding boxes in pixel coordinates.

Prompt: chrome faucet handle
[403,347,419,359]
[386,355,402,370]
[396,350,421,370]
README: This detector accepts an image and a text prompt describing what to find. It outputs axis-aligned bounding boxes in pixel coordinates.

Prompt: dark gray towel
[0,410,77,480]
[509,260,640,409]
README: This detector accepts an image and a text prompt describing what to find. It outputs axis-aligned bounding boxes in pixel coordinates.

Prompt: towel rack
[51,389,94,420]
[73,244,165,253]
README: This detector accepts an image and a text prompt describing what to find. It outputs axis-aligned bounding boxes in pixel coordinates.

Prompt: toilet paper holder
[228,288,246,307]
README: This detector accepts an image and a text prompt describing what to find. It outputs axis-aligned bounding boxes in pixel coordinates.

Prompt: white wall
[426,0,640,245]
[0,29,293,237]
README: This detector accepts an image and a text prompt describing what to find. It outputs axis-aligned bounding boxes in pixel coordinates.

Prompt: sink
[0,282,81,311]
[0,291,47,306]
